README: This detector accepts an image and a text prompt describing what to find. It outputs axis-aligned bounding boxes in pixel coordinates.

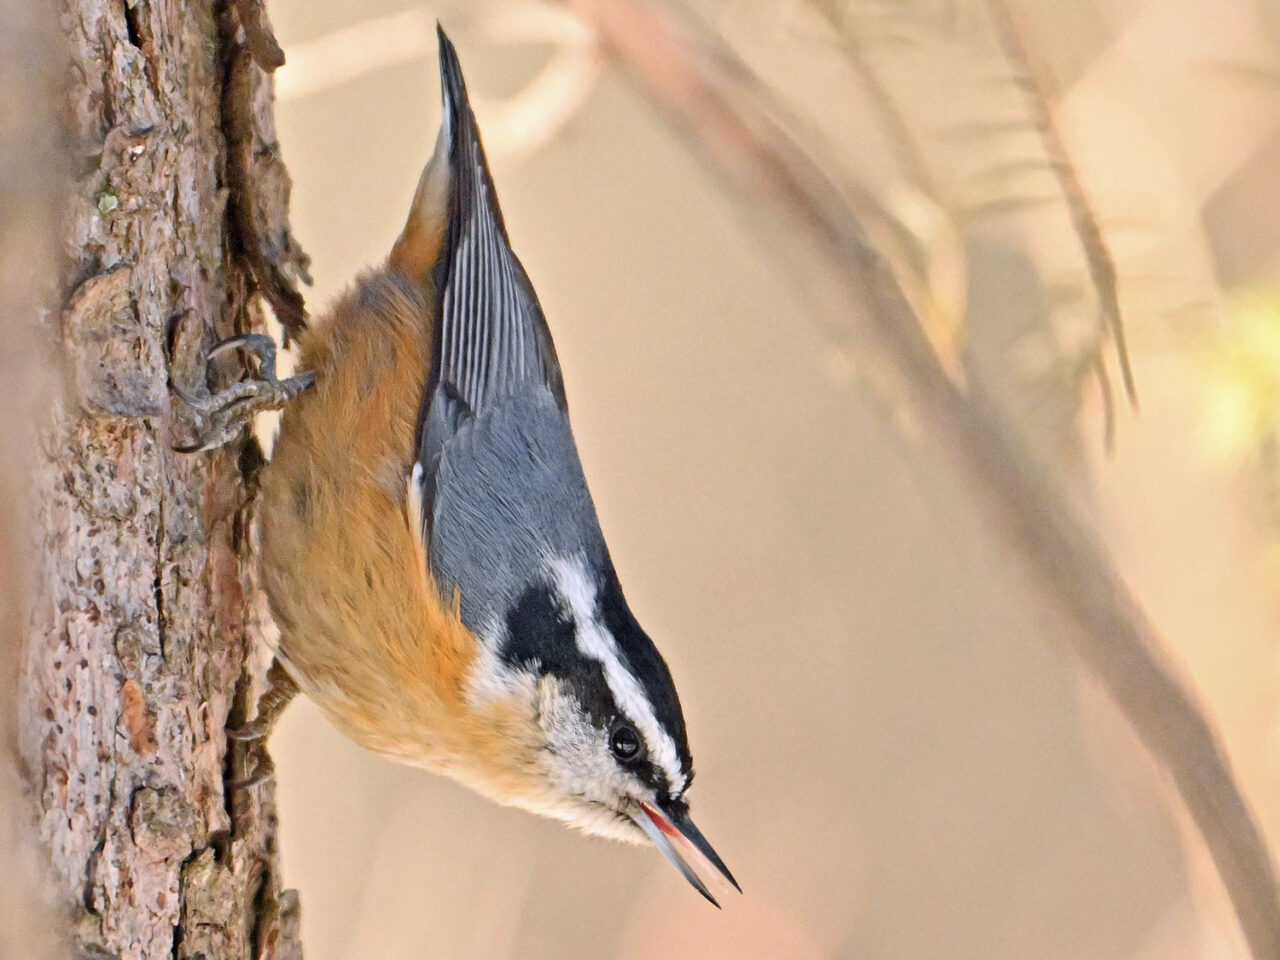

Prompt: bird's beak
[631,801,740,907]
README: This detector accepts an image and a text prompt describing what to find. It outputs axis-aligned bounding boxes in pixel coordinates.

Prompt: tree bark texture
[1,0,71,957]
[16,2,308,959]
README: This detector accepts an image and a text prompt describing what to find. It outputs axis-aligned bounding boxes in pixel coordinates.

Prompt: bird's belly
[254,274,480,766]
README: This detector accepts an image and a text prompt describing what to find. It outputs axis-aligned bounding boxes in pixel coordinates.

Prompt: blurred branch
[275,7,437,101]
[807,2,941,198]
[561,0,1280,956]
[278,3,599,167]
[472,0,602,168]
[982,0,1138,412]
[802,3,969,381]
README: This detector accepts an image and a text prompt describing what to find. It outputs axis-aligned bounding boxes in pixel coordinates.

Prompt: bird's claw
[171,333,315,453]
[226,659,296,792]
[226,718,272,742]
[228,744,277,792]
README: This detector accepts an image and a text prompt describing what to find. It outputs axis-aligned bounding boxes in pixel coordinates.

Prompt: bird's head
[453,553,738,905]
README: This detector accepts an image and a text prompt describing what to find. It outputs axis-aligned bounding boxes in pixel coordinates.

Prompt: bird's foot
[229,745,277,793]
[172,334,315,453]
[226,659,298,791]
[227,658,298,742]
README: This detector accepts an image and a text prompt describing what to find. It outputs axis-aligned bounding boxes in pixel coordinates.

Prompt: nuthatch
[194,27,737,905]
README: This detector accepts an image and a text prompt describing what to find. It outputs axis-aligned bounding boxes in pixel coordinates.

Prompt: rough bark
[1,0,70,957]
[15,2,308,959]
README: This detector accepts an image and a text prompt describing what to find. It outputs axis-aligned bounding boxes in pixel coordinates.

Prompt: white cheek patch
[539,680,612,782]
[548,556,688,797]
[537,679,646,820]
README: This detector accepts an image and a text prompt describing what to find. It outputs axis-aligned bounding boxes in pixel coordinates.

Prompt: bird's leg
[228,658,299,791]
[229,657,298,741]
[172,333,315,453]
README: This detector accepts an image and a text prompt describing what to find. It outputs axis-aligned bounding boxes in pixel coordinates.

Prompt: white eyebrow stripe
[548,556,687,795]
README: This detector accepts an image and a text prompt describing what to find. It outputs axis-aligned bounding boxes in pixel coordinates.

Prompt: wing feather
[416,27,567,533]
[429,27,564,415]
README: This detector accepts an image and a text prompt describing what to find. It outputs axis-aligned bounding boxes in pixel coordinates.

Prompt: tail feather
[412,26,568,535]
[425,25,564,416]
[388,125,450,282]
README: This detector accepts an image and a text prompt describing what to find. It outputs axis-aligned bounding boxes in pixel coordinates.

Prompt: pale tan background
[265,1,1280,957]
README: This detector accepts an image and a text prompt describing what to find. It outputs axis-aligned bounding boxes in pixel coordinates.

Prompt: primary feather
[429,26,564,417]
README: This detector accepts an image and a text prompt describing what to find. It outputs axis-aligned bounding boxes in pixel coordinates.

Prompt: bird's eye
[609,723,642,761]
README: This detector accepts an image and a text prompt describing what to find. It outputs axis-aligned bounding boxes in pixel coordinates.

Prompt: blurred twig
[561,0,1280,956]
[806,1,941,197]
[472,1,602,167]
[274,7,437,101]
[982,0,1138,413]
[801,4,969,381]
[277,3,599,167]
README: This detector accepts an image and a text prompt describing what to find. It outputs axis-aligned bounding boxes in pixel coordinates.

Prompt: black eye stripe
[503,583,617,726]
[640,760,671,797]
[504,578,688,800]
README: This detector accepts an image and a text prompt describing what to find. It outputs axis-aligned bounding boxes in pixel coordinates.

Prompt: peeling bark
[16,2,307,959]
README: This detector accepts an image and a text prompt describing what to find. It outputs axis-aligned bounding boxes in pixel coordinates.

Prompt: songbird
[187,27,737,904]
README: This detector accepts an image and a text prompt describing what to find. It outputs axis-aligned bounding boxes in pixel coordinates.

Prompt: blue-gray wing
[417,27,567,530]
[427,391,609,629]
[414,29,594,590]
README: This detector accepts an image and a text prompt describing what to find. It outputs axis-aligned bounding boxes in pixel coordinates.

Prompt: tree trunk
[15,1,308,958]
[1,0,70,957]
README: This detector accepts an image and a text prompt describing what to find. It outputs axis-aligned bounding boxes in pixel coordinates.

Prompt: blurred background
[263,0,1280,957]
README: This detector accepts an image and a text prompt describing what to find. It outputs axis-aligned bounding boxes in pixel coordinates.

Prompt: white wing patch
[407,462,426,535]
[548,555,688,796]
